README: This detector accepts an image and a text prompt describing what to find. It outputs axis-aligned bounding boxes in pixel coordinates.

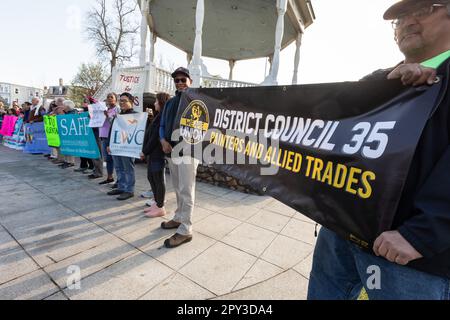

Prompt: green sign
[43,115,60,147]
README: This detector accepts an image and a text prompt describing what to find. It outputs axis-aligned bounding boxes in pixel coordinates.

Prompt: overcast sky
[0,0,403,88]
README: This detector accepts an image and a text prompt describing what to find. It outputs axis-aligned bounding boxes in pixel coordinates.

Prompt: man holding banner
[308,0,450,300]
[159,67,199,248]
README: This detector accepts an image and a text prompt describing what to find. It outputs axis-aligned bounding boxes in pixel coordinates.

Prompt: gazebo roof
[146,0,315,61]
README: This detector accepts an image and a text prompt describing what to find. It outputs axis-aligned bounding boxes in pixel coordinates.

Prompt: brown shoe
[164,233,192,248]
[160,220,181,230]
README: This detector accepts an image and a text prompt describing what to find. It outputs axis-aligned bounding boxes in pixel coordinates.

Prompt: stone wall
[196,165,263,195]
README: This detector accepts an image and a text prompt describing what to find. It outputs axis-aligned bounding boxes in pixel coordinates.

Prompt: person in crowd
[28,98,45,123]
[44,101,59,160]
[21,102,31,123]
[76,97,95,173]
[57,100,77,169]
[106,92,138,201]
[49,98,66,165]
[141,92,170,218]
[308,0,450,300]
[75,156,95,173]
[12,105,20,116]
[84,96,104,180]
[0,102,4,142]
[140,107,155,200]
[98,93,119,185]
[11,101,20,116]
[47,100,58,114]
[159,67,200,248]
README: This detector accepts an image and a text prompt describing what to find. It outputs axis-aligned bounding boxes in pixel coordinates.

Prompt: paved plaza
[0,145,317,300]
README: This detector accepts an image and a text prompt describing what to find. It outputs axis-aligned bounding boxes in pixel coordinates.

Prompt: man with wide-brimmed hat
[308,0,450,300]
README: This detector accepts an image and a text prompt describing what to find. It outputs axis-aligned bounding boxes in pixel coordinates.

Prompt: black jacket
[159,91,182,146]
[365,58,450,278]
[142,113,164,161]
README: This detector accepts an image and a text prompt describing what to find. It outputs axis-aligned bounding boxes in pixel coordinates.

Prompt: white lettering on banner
[109,113,148,158]
[212,108,396,159]
[60,117,89,136]
[343,121,396,159]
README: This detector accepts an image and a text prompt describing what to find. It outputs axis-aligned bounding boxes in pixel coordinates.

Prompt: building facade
[0,82,44,106]
[44,78,72,101]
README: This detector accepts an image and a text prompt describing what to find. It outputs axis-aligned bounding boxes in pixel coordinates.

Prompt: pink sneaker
[144,203,157,213]
[145,205,166,218]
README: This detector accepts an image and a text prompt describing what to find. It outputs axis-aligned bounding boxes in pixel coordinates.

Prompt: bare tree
[86,0,139,73]
[70,62,108,106]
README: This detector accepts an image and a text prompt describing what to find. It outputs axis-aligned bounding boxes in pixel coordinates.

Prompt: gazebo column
[229,60,235,80]
[268,54,273,75]
[292,33,303,85]
[149,32,156,64]
[187,53,193,66]
[190,0,205,88]
[262,0,287,85]
[139,0,149,66]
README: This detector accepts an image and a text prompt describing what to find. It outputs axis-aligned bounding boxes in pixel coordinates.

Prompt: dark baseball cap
[383,0,449,19]
[171,67,191,79]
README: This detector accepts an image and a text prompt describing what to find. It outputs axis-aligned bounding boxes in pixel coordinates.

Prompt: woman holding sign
[98,93,120,185]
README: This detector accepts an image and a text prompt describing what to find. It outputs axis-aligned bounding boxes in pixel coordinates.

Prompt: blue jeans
[112,156,135,193]
[308,228,450,300]
[101,138,114,176]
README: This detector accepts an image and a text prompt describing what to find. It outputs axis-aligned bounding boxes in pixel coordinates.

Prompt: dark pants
[80,157,94,169]
[92,130,103,176]
[147,165,165,208]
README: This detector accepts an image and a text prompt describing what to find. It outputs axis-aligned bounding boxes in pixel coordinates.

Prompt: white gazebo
[95,0,315,102]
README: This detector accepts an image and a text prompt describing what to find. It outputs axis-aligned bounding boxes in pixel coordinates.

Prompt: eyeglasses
[391,3,447,29]
[119,99,130,104]
[174,78,188,84]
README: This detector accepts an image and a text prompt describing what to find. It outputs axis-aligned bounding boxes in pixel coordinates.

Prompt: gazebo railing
[152,66,176,94]
[94,64,257,100]
[201,76,256,88]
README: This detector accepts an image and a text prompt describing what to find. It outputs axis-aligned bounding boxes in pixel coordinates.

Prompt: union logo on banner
[180,100,210,145]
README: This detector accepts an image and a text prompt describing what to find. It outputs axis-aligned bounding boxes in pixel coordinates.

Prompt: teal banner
[56,112,100,159]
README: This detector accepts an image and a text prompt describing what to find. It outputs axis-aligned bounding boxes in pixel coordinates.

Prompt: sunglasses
[391,3,447,29]
[174,78,188,84]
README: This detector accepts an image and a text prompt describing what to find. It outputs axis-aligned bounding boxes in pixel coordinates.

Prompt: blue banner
[57,112,100,159]
[23,122,52,154]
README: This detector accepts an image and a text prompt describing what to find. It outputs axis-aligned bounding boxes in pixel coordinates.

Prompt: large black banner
[172,80,442,248]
